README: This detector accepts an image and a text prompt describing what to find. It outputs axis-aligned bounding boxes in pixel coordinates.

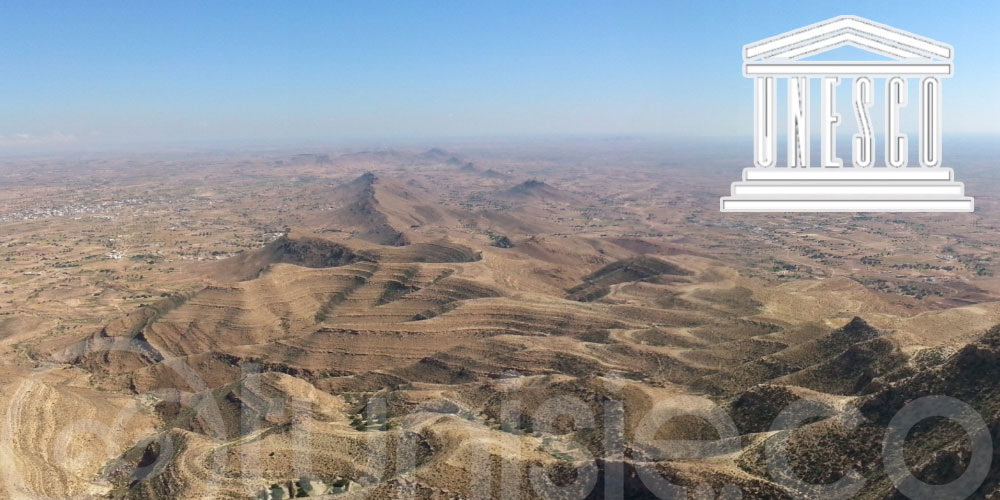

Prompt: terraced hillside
[59,224,1000,499]
[5,151,1000,500]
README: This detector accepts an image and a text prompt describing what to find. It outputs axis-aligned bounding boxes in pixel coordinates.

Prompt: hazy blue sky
[1,1,997,147]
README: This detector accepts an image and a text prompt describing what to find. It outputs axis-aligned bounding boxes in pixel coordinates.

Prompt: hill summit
[329,172,409,246]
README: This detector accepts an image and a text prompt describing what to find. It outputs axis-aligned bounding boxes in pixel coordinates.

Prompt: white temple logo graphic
[720,15,974,212]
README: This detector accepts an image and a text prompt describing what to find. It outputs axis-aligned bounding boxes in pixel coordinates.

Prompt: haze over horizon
[5,5,1000,497]
[2,1,998,149]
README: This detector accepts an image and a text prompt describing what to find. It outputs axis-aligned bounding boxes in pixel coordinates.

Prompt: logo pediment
[743,16,952,77]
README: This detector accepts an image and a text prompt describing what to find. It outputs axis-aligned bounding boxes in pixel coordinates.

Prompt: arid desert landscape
[2,139,1000,499]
